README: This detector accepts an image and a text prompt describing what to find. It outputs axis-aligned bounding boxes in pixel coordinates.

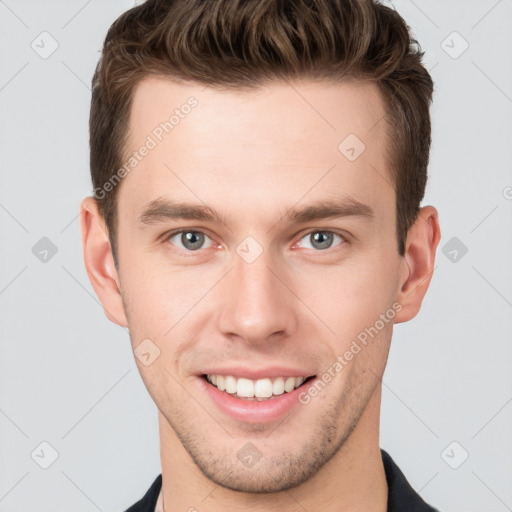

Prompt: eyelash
[162,228,347,254]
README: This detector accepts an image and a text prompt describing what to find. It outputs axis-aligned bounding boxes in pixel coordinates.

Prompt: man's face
[114,78,406,491]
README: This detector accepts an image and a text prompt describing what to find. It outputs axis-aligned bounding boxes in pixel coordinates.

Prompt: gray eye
[169,231,211,251]
[298,231,343,250]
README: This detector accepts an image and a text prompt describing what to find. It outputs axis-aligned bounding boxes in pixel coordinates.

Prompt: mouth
[201,374,316,401]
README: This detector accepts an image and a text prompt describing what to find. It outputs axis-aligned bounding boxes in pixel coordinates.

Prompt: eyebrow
[137,197,374,226]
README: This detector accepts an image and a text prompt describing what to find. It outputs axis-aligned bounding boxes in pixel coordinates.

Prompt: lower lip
[198,377,313,424]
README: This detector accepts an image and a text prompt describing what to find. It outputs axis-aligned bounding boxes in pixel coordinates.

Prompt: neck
[159,388,387,512]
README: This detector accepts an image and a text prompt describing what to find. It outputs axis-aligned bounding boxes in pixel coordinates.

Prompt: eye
[296,230,345,251]
[166,230,214,251]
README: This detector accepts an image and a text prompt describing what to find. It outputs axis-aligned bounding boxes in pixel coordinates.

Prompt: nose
[217,245,299,346]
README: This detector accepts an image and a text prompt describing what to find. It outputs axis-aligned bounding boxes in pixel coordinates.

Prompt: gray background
[1,1,511,511]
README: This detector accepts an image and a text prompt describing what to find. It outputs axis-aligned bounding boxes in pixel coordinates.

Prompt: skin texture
[80,78,440,511]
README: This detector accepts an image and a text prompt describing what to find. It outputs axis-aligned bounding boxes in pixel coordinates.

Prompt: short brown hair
[90,0,433,264]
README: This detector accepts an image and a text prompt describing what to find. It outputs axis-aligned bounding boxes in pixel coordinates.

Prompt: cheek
[120,257,220,354]
[119,262,176,344]
[294,254,399,344]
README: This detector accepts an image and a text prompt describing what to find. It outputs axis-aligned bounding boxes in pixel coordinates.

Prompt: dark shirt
[125,449,440,511]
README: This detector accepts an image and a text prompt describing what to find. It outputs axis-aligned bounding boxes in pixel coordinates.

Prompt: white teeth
[206,374,310,399]
[225,375,237,394]
[284,377,296,393]
[237,378,254,398]
[272,377,285,396]
[254,378,273,398]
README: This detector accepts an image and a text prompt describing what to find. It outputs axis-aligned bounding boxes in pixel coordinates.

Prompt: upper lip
[199,367,316,380]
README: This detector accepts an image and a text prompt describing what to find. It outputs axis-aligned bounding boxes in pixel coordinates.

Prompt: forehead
[119,77,393,225]
[128,77,387,150]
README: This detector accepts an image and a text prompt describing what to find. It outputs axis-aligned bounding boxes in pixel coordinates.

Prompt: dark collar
[381,449,440,511]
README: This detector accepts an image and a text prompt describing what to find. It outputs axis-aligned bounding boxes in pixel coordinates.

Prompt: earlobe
[80,197,128,327]
[395,206,441,324]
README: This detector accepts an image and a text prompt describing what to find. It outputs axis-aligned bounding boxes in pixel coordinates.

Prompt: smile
[203,374,315,401]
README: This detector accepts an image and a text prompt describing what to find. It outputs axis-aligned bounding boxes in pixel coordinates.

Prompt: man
[80,0,441,510]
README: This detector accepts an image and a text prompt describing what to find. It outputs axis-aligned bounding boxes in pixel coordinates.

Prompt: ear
[395,206,441,323]
[80,196,128,327]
